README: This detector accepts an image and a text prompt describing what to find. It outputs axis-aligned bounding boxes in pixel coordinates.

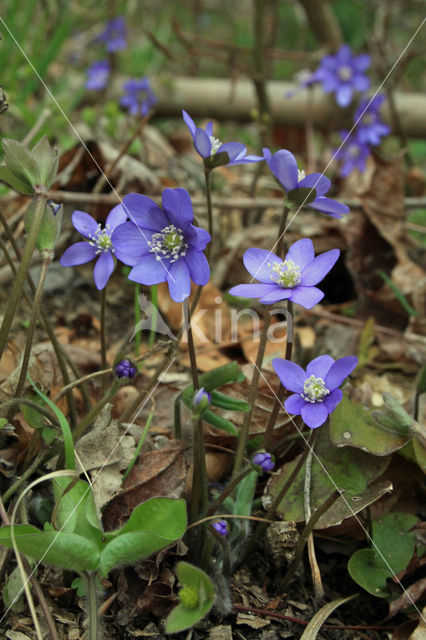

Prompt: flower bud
[251,450,275,473]
[212,519,228,537]
[192,387,211,417]
[114,359,137,379]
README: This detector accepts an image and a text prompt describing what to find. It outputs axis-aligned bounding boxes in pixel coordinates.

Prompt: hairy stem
[82,571,100,640]
[100,287,108,392]
[147,284,158,349]
[204,167,214,262]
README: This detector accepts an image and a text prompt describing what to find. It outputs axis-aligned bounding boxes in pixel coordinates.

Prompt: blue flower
[85,60,110,91]
[263,148,349,218]
[229,239,340,308]
[120,78,157,116]
[252,451,275,472]
[183,110,263,166]
[212,520,229,536]
[60,205,127,290]
[315,44,370,107]
[334,130,371,177]
[273,355,358,429]
[114,359,137,379]
[96,17,126,52]
[112,189,211,302]
[354,94,390,146]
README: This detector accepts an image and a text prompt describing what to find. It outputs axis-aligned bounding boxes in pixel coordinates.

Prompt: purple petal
[353,75,370,92]
[353,53,370,72]
[184,249,210,285]
[112,222,153,258]
[259,288,292,304]
[194,128,211,157]
[289,286,324,309]
[93,251,114,290]
[308,197,350,218]
[167,260,191,302]
[301,402,329,429]
[60,242,97,266]
[182,110,196,135]
[306,355,334,378]
[129,253,170,285]
[218,142,246,164]
[300,249,340,286]
[336,85,353,108]
[298,173,331,197]
[337,45,352,63]
[323,388,343,413]
[265,149,298,191]
[243,247,281,283]
[205,121,213,137]
[284,393,305,415]
[228,283,278,298]
[122,193,168,231]
[325,356,358,390]
[285,238,315,270]
[162,188,193,229]
[185,225,211,251]
[106,203,128,230]
[272,358,306,393]
[71,211,98,239]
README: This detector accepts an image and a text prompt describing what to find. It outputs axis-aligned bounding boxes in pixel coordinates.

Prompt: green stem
[206,466,251,517]
[121,412,154,483]
[2,448,46,504]
[232,309,270,477]
[0,190,48,361]
[13,252,52,403]
[82,571,100,640]
[73,378,119,443]
[133,283,141,357]
[148,284,158,349]
[204,167,214,262]
[100,287,107,392]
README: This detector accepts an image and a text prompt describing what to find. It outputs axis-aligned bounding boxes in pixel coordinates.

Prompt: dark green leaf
[0,165,33,194]
[165,562,215,633]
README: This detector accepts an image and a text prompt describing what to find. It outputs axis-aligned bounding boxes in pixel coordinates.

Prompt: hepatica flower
[335,130,371,177]
[273,355,358,428]
[182,110,263,167]
[96,17,126,52]
[354,94,390,146]
[263,148,349,218]
[120,78,157,116]
[212,520,229,537]
[60,205,127,290]
[229,239,339,308]
[85,60,110,90]
[315,44,370,107]
[112,188,211,302]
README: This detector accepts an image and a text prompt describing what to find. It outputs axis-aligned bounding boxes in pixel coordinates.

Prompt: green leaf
[412,436,426,473]
[25,200,62,252]
[203,410,238,435]
[234,470,257,517]
[300,594,358,639]
[0,165,34,194]
[211,390,250,412]
[3,560,37,612]
[371,393,416,438]
[100,530,178,576]
[199,361,245,392]
[2,138,41,186]
[0,525,100,571]
[30,136,58,186]
[52,477,103,547]
[21,386,47,429]
[165,562,215,633]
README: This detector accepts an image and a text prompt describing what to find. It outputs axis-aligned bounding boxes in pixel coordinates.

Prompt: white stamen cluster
[301,375,330,403]
[148,224,188,263]
[338,65,353,81]
[88,224,114,254]
[362,113,374,125]
[348,144,361,158]
[297,169,306,182]
[268,259,301,288]
[209,135,222,155]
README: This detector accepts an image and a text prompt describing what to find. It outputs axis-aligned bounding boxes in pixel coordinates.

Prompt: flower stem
[204,167,214,261]
[81,571,100,640]
[12,251,52,403]
[133,283,141,357]
[147,284,158,349]
[100,287,108,392]
[0,190,48,361]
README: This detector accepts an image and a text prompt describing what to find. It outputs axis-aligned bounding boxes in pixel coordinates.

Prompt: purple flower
[114,359,137,379]
[112,189,211,302]
[96,17,126,52]
[285,68,321,98]
[60,204,127,290]
[315,44,370,107]
[229,239,339,308]
[273,355,358,429]
[334,130,371,177]
[120,78,157,116]
[85,60,110,91]
[212,520,229,537]
[193,387,211,407]
[263,148,349,218]
[252,451,275,472]
[354,94,390,146]
[182,110,263,167]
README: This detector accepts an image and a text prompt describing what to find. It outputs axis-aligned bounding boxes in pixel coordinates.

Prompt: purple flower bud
[114,359,137,379]
[252,451,275,472]
[193,387,211,407]
[212,520,228,537]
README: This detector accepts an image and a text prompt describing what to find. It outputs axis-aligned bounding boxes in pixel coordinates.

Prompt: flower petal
[285,238,315,270]
[353,53,370,72]
[112,222,153,258]
[167,260,191,302]
[243,247,281,283]
[184,249,210,286]
[353,75,370,92]
[323,388,343,413]
[301,402,329,428]
[194,128,211,158]
[72,211,98,239]
[60,242,97,266]
[185,225,211,251]
[289,286,324,309]
[325,356,358,390]
[306,355,334,378]
[336,84,353,108]
[259,288,292,304]
[308,197,350,218]
[106,203,128,230]
[162,188,194,229]
[298,173,331,197]
[182,109,196,135]
[272,358,306,393]
[300,249,340,286]
[264,149,298,191]
[228,283,278,299]
[218,142,246,164]
[284,393,305,415]
[129,253,170,285]
[93,251,115,290]
[122,193,168,230]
